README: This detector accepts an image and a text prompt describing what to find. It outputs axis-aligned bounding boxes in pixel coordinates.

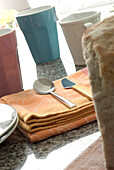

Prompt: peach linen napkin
[0,68,96,142]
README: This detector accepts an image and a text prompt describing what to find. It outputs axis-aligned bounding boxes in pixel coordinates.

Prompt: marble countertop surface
[1,5,113,169]
[0,56,100,170]
[0,119,100,170]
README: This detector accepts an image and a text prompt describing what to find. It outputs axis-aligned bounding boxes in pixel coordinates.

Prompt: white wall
[0,0,114,12]
[0,0,30,11]
[27,0,114,16]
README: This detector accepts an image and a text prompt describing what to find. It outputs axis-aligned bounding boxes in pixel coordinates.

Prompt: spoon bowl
[33,78,55,94]
[33,78,76,108]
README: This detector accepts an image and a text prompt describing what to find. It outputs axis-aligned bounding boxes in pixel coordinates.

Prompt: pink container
[0,28,23,97]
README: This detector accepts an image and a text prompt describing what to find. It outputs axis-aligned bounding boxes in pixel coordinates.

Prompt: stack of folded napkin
[0,68,96,142]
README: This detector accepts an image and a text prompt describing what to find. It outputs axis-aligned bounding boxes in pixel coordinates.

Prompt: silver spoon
[33,78,76,108]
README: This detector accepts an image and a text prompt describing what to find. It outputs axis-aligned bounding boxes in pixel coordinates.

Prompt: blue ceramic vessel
[16,6,60,64]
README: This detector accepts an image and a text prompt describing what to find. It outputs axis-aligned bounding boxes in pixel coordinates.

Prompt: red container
[0,28,23,97]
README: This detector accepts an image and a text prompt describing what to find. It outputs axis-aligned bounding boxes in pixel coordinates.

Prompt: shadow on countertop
[0,120,99,170]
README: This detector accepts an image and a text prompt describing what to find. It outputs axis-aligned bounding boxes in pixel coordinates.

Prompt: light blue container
[16,6,60,64]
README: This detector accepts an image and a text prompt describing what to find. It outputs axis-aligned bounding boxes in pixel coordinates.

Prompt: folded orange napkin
[0,67,96,142]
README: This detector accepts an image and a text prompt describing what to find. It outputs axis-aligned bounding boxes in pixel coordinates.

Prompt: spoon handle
[50,91,76,108]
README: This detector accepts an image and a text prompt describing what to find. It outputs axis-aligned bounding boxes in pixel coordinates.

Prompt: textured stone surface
[36,58,67,81]
[0,121,98,170]
[0,60,99,169]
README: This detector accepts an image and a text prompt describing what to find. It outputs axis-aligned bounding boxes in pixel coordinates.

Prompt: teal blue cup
[16,6,60,64]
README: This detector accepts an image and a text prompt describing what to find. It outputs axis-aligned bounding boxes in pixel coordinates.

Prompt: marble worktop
[0,56,100,170]
[0,120,99,170]
[1,4,113,169]
[0,55,101,170]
